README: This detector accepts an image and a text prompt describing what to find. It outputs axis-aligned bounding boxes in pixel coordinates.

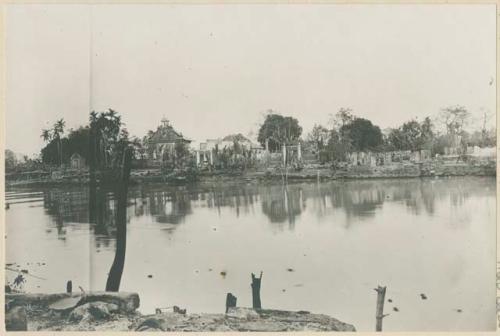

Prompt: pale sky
[5,4,496,156]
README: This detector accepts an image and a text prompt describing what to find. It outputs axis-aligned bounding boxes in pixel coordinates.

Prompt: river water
[5,176,496,331]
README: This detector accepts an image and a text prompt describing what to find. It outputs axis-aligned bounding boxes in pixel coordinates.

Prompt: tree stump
[225,293,237,313]
[251,272,263,309]
[374,285,388,332]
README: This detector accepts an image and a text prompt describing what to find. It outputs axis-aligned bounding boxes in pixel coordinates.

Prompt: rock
[6,306,27,331]
[135,318,165,331]
[68,302,119,323]
[226,307,260,320]
[49,296,83,312]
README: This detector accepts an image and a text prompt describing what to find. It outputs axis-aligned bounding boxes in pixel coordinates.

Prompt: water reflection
[6,177,494,240]
[261,186,305,230]
[4,176,496,331]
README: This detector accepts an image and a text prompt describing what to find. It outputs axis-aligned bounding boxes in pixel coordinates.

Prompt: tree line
[5,105,496,173]
[257,106,495,163]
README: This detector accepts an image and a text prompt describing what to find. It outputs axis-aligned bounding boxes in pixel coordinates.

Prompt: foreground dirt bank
[5,292,356,332]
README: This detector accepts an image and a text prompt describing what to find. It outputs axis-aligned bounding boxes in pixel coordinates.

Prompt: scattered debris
[173,306,187,315]
[220,271,227,278]
[5,306,26,331]
[68,302,119,323]
[13,274,26,288]
[6,292,356,332]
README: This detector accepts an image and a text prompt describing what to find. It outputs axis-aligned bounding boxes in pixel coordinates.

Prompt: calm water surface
[5,177,496,331]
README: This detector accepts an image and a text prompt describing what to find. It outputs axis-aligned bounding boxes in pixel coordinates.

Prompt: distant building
[146,118,191,162]
[70,153,86,170]
[220,134,253,150]
[195,134,260,167]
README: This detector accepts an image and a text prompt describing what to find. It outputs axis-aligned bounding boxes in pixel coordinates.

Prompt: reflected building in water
[34,177,494,240]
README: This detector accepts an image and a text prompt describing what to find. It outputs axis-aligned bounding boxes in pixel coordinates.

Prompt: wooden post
[251,272,263,309]
[225,293,237,313]
[66,280,72,294]
[374,285,389,332]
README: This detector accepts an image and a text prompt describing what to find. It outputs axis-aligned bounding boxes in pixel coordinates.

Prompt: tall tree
[41,129,52,143]
[52,119,65,166]
[5,149,17,171]
[439,105,470,135]
[340,117,383,151]
[331,107,354,129]
[386,118,435,151]
[257,112,302,152]
[306,124,330,159]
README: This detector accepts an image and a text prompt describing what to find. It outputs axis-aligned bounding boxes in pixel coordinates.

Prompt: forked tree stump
[251,272,263,309]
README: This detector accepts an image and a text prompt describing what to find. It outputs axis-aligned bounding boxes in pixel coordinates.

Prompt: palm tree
[53,119,65,166]
[41,129,52,142]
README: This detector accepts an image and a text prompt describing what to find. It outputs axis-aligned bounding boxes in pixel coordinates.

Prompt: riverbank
[5,292,356,332]
[4,160,496,188]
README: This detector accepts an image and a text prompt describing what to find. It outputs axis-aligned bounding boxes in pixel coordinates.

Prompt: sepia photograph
[2,2,497,332]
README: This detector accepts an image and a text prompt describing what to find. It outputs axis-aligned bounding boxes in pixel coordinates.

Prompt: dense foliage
[257,112,302,152]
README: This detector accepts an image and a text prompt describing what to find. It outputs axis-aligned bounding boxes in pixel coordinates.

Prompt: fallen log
[6,291,140,313]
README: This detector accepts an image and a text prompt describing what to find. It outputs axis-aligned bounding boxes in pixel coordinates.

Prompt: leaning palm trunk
[105,147,133,291]
[59,138,63,167]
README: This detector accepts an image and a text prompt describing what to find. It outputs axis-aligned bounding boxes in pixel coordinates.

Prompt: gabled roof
[70,152,84,159]
[148,124,191,144]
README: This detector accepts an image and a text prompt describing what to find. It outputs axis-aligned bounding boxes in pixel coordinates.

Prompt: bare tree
[438,105,470,135]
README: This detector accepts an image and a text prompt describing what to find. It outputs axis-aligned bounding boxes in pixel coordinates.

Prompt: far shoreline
[4,163,496,190]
